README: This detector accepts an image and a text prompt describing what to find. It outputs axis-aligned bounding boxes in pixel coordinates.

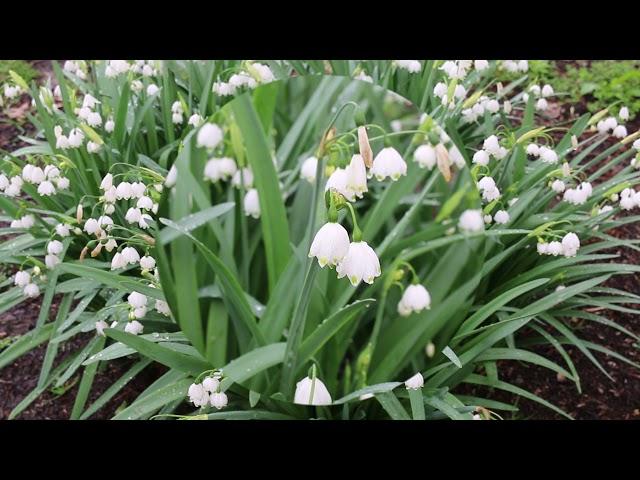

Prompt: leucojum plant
[1,60,639,420]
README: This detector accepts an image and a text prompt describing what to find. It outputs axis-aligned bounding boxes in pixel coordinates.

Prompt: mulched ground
[1,60,639,420]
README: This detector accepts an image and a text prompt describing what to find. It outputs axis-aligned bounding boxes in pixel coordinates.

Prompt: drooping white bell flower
[47,240,64,255]
[100,173,113,191]
[0,173,8,191]
[103,186,117,204]
[14,271,30,287]
[244,188,260,219]
[535,98,548,111]
[124,320,144,335]
[23,283,40,298]
[231,168,254,189]
[87,111,102,127]
[483,135,501,156]
[210,392,229,410]
[405,372,424,390]
[484,214,493,224]
[129,182,145,198]
[138,213,153,229]
[458,209,484,233]
[547,241,563,256]
[619,106,630,122]
[146,84,160,96]
[128,291,147,309]
[336,241,381,286]
[300,156,318,183]
[541,84,554,97]
[68,128,85,148]
[44,165,60,179]
[395,60,422,73]
[414,144,437,169]
[493,210,510,225]
[202,376,220,393]
[345,154,368,198]
[485,99,500,113]
[474,60,489,71]
[613,125,628,139]
[539,146,559,164]
[37,180,56,196]
[188,383,210,407]
[370,147,407,181]
[84,218,100,235]
[55,223,71,237]
[294,376,332,406]
[105,118,115,133]
[140,256,156,271]
[116,182,134,200]
[98,215,113,230]
[561,232,580,257]
[188,113,203,127]
[122,246,141,264]
[433,82,447,98]
[472,149,490,166]
[325,168,355,202]
[136,196,153,211]
[309,222,350,268]
[196,123,223,149]
[125,207,142,224]
[551,179,565,193]
[110,252,127,270]
[397,284,431,317]
[55,177,70,190]
[45,254,60,269]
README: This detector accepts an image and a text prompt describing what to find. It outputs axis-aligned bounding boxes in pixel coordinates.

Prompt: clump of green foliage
[0,60,39,84]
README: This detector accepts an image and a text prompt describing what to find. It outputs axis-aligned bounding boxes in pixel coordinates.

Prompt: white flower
[125,320,144,335]
[146,84,160,96]
[23,283,40,298]
[87,111,102,127]
[44,165,60,179]
[547,241,563,256]
[604,116,618,131]
[472,150,490,166]
[202,376,220,393]
[336,241,381,286]
[87,141,101,153]
[539,146,559,164]
[55,223,71,237]
[251,62,275,83]
[116,182,134,200]
[14,271,30,287]
[535,98,548,111]
[293,376,332,405]
[619,106,630,121]
[45,254,60,269]
[98,215,113,230]
[477,176,496,192]
[525,144,540,157]
[517,60,529,72]
[172,112,183,124]
[129,181,145,198]
[493,210,510,224]
[370,147,407,181]
[136,196,153,211]
[561,232,580,257]
[484,214,493,224]
[541,84,554,97]
[398,284,431,317]
[104,203,115,214]
[433,82,447,98]
[165,164,178,187]
[212,81,235,96]
[613,125,627,139]
[300,156,318,183]
[551,179,565,193]
[485,99,500,113]
[188,383,210,407]
[56,177,70,190]
[84,218,100,235]
[64,60,77,72]
[128,291,147,309]
[483,135,501,156]
[68,128,85,148]
[138,214,153,229]
[325,168,354,202]
[142,64,154,77]
[103,186,117,203]
[537,242,548,255]
[345,154,368,198]
[244,188,260,219]
[111,252,127,270]
[309,222,350,268]
[125,207,142,224]
[474,60,489,71]
[415,144,437,169]
[354,71,373,83]
[140,256,156,270]
[196,123,223,149]
[188,113,203,127]
[210,392,228,410]
[105,118,115,133]
[405,372,424,390]
[155,300,171,316]
[37,180,56,196]
[104,238,118,252]
[620,194,635,210]
[396,60,422,73]
[231,168,254,189]
[0,174,8,191]
[95,320,108,336]
[503,101,512,114]
[122,246,141,264]
[458,210,484,233]
[47,240,64,255]
[55,134,70,150]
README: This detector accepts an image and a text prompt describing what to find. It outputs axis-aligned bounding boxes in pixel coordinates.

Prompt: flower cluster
[212,62,275,97]
[537,232,581,257]
[187,371,228,410]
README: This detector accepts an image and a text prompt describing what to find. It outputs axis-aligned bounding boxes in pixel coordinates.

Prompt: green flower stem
[408,388,425,420]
